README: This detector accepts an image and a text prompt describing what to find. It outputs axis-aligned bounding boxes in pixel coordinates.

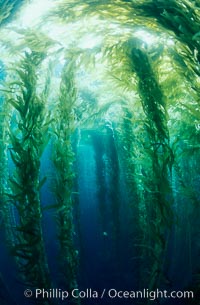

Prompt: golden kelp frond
[10,27,57,54]
[101,41,138,94]
[50,0,162,30]
[0,27,57,66]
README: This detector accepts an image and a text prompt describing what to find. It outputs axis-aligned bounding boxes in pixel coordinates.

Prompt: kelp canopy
[0,0,200,305]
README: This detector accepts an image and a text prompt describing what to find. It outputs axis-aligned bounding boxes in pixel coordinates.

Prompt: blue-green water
[0,1,200,305]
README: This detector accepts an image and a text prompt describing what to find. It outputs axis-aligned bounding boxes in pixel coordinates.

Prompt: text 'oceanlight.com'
[24,288,194,301]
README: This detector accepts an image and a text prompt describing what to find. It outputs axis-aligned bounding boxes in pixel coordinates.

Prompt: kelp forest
[0,0,199,304]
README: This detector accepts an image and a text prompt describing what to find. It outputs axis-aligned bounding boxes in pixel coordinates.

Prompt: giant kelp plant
[129,41,174,290]
[0,0,199,305]
[5,51,52,298]
[52,60,79,302]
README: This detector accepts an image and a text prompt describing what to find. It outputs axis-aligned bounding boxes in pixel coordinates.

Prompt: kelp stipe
[52,61,79,303]
[5,51,52,301]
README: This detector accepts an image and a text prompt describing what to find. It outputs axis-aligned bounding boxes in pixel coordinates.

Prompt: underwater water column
[6,51,52,300]
[91,127,122,271]
[52,61,79,302]
[116,107,145,289]
[0,61,9,230]
[129,43,174,292]
[104,126,121,254]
